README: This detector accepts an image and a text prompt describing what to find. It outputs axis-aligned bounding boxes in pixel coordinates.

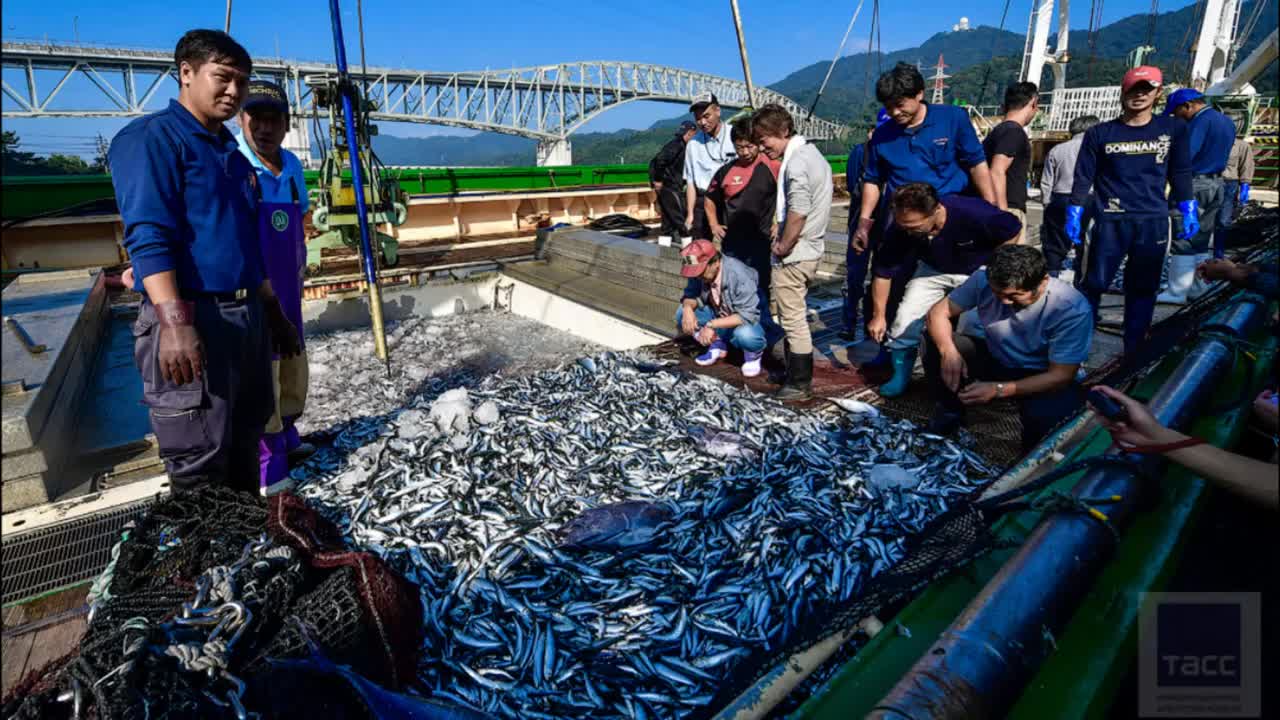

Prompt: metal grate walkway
[2,499,156,606]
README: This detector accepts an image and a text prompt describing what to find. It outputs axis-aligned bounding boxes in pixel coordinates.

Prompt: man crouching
[922,245,1092,451]
[676,239,779,378]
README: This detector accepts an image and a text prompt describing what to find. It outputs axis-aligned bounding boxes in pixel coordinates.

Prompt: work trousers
[656,184,686,238]
[842,203,891,335]
[690,188,711,240]
[886,262,972,351]
[1216,179,1239,259]
[1081,216,1168,356]
[770,260,818,355]
[259,352,309,488]
[134,295,273,494]
[675,305,772,353]
[922,333,1082,452]
[1171,175,1223,256]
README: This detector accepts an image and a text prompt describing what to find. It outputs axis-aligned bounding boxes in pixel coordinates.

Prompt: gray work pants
[1171,175,1223,256]
[133,294,273,494]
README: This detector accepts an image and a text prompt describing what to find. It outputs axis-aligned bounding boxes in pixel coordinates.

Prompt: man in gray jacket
[752,104,833,400]
[676,239,778,378]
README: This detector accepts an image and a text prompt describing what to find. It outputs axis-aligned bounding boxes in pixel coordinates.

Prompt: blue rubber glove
[1177,199,1200,240]
[1065,205,1085,246]
[1239,182,1250,203]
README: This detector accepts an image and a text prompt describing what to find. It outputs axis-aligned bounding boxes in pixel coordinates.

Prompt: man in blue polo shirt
[851,62,995,253]
[1068,65,1195,358]
[1158,87,1237,303]
[236,80,314,496]
[109,30,301,495]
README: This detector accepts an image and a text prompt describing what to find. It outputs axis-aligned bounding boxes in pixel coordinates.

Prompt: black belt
[183,288,253,303]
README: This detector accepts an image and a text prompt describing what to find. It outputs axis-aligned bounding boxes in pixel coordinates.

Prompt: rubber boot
[1187,252,1212,300]
[775,351,813,402]
[878,346,918,398]
[1156,254,1197,304]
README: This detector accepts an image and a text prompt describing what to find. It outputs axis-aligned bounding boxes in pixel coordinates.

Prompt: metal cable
[808,0,867,120]
[975,0,1014,109]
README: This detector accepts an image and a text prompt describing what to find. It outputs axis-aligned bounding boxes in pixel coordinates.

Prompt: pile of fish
[295,352,995,719]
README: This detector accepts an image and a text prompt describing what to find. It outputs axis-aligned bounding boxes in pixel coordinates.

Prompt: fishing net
[5,485,422,720]
[701,501,1005,717]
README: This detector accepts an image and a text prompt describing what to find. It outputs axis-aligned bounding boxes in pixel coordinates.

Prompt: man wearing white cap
[683,92,737,240]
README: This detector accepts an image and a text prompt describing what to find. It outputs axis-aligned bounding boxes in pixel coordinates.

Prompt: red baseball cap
[680,239,719,278]
[1121,66,1163,93]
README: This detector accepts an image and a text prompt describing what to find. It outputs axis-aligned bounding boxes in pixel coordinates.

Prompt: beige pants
[769,260,818,354]
[1009,207,1032,247]
[265,352,309,434]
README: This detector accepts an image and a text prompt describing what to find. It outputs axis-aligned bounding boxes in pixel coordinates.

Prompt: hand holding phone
[1087,387,1130,423]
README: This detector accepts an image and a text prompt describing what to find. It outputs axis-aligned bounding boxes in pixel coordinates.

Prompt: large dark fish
[559,501,673,551]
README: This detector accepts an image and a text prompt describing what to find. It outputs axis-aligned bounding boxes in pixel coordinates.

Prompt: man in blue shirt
[109,30,301,495]
[1159,88,1237,303]
[851,62,995,254]
[923,245,1092,451]
[1068,65,1195,358]
[869,183,1022,397]
[236,80,313,496]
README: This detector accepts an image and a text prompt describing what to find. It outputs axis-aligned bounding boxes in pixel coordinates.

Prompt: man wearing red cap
[676,239,777,378]
[1068,65,1195,357]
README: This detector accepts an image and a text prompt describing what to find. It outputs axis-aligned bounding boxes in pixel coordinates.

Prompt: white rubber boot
[1156,254,1198,304]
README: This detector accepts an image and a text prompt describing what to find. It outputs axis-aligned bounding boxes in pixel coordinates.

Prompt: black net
[701,502,1003,717]
[6,485,422,720]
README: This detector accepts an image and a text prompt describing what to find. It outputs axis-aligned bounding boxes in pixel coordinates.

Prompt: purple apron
[258,178,306,356]
[257,176,307,492]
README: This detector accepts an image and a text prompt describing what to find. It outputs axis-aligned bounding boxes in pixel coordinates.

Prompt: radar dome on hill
[952,17,971,32]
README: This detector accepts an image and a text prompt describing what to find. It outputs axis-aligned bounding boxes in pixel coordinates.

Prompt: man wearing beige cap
[683,92,737,240]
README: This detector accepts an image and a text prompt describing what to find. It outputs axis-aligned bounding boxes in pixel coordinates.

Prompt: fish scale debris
[295,350,994,719]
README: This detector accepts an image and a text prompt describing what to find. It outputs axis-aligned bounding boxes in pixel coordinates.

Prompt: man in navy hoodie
[1067,66,1195,358]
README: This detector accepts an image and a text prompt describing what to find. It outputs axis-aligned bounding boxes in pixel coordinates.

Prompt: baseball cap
[1121,66,1163,93]
[676,120,697,136]
[680,239,719,278]
[689,92,719,114]
[243,80,290,114]
[1164,87,1204,115]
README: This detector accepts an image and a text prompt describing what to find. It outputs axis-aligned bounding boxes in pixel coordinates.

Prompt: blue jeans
[1216,179,1239,259]
[675,305,769,353]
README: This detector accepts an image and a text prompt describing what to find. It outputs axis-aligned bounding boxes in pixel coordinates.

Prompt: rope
[978,455,1144,509]
[808,0,867,120]
[1145,0,1160,49]
[974,0,1014,109]
[1085,0,1106,83]
[87,528,130,610]
[163,639,229,673]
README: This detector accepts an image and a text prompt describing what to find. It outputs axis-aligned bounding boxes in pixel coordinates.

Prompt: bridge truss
[1,41,848,163]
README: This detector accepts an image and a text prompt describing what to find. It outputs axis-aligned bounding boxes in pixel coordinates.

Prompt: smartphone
[1087,388,1129,423]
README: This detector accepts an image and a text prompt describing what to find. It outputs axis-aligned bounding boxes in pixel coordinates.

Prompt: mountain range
[373,0,1278,166]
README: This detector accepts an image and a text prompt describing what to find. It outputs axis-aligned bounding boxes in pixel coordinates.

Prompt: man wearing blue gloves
[1068,65,1194,358]
[1218,137,1256,258]
[1159,87,1237,303]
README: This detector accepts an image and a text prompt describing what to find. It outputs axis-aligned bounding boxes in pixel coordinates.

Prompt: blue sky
[3,0,1199,156]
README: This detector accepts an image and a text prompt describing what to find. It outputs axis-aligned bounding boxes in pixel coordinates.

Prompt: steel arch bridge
[1,41,849,162]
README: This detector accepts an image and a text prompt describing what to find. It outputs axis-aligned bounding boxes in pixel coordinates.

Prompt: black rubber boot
[775,351,813,402]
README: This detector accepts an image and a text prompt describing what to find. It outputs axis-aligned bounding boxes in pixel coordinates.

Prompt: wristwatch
[995,382,1006,398]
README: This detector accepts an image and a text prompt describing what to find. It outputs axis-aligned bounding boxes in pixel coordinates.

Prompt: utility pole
[73,16,79,43]
[224,0,233,33]
[930,54,950,104]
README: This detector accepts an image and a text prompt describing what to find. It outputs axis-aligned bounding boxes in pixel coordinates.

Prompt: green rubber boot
[878,346,918,398]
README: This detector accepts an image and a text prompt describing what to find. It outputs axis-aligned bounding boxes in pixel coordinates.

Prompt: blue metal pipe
[868,296,1266,719]
[327,0,378,289]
